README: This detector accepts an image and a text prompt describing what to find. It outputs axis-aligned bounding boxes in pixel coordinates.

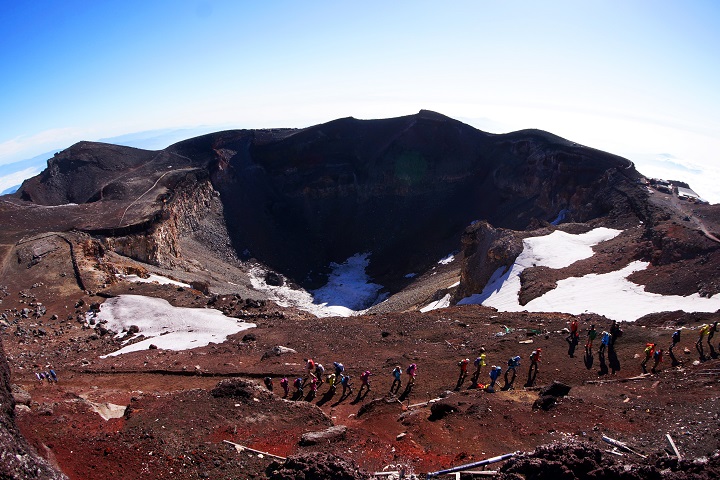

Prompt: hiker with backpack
[472,348,487,384]
[293,377,304,397]
[585,324,597,351]
[641,343,656,373]
[326,373,337,394]
[504,355,521,390]
[333,361,345,377]
[308,376,319,400]
[708,322,718,358]
[390,365,402,394]
[280,377,289,398]
[567,319,579,342]
[651,348,663,373]
[263,377,274,392]
[566,319,580,357]
[304,358,316,382]
[488,366,502,393]
[610,321,623,345]
[456,358,470,389]
[668,328,682,366]
[526,349,541,387]
[696,324,711,360]
[599,331,611,354]
[314,363,325,386]
[340,374,353,397]
[358,370,372,395]
[669,329,681,352]
[406,363,417,386]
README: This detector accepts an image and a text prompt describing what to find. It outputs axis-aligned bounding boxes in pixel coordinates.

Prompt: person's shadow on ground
[398,383,414,402]
[584,349,594,370]
[598,350,609,376]
[315,388,335,407]
[524,365,538,388]
[567,335,579,358]
[351,387,370,405]
[608,346,621,374]
[502,369,516,391]
[455,374,466,391]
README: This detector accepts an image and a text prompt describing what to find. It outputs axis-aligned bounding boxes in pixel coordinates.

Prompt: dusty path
[669,194,720,243]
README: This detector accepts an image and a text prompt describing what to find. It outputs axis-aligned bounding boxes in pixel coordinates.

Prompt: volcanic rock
[266,452,369,480]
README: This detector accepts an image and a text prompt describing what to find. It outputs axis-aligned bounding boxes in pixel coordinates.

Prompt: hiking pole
[426,452,517,478]
[601,435,646,459]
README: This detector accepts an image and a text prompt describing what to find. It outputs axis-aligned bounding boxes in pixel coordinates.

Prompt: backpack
[307,359,315,370]
[406,364,416,374]
[672,330,681,342]
[294,378,303,388]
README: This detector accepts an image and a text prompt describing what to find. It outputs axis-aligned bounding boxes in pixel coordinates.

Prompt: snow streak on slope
[249,253,385,317]
[97,295,255,357]
[116,273,191,288]
[456,228,720,321]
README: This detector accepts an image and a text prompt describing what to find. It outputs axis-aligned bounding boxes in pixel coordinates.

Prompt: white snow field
[454,227,720,321]
[97,295,255,357]
[249,252,386,317]
[116,273,191,288]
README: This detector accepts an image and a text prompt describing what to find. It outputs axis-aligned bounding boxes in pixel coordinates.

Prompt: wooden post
[666,433,682,461]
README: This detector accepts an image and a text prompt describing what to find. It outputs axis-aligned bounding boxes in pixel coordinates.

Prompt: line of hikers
[263,359,418,401]
[261,321,718,402]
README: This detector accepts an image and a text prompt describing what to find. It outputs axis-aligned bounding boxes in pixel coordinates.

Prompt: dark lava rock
[532,395,558,411]
[540,381,571,397]
[266,452,369,480]
[190,280,210,295]
[498,442,720,480]
[211,378,268,402]
[429,401,457,421]
[265,271,284,287]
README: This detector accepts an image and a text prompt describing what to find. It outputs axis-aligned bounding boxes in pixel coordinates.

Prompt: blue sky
[2,1,719,201]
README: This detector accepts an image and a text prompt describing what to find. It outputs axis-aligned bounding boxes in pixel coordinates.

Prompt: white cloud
[0,128,88,166]
[0,166,41,192]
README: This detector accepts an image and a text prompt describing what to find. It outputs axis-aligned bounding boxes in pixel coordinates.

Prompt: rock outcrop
[452,221,523,303]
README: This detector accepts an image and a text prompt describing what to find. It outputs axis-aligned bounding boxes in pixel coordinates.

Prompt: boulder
[299,425,347,446]
[540,381,571,397]
[262,345,297,360]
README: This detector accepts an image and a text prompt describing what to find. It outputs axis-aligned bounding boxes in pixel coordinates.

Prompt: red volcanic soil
[4,279,720,479]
